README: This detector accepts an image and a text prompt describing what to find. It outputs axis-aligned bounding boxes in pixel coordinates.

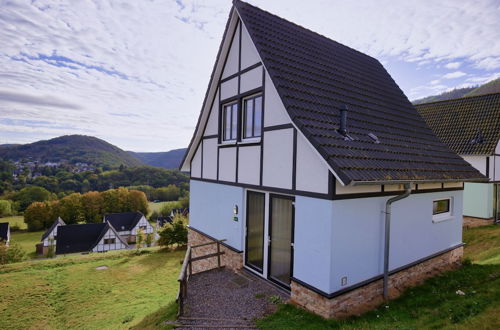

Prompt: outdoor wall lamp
[233,205,239,215]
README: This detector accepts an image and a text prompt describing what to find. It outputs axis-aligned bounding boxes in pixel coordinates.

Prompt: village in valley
[0,1,499,329]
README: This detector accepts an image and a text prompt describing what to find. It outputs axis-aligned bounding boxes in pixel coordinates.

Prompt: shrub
[0,200,13,216]
[157,214,187,248]
[145,233,153,247]
[0,241,27,265]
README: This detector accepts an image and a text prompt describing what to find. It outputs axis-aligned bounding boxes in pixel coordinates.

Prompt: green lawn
[148,201,178,216]
[0,216,27,230]
[257,225,500,329]
[0,248,184,330]
[10,230,44,258]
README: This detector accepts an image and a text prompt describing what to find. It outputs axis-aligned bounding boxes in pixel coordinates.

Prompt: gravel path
[177,268,289,328]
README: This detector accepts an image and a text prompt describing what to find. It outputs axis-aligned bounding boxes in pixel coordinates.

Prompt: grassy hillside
[412,77,500,104]
[412,87,476,104]
[257,225,500,329]
[0,135,143,168]
[465,78,500,97]
[129,148,187,169]
[0,248,184,330]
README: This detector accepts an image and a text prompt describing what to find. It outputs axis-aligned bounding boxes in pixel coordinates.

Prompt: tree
[24,202,52,231]
[157,214,187,248]
[12,186,55,211]
[127,190,148,215]
[136,228,145,251]
[58,193,84,224]
[154,185,181,201]
[0,200,13,216]
[81,191,104,223]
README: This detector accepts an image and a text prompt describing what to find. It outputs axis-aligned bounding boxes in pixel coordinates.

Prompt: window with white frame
[222,102,238,142]
[432,198,452,222]
[243,94,262,140]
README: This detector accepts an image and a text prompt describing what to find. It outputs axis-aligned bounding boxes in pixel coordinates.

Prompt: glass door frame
[267,193,295,289]
[244,190,266,274]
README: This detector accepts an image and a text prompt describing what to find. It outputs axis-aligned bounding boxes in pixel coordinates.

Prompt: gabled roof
[56,222,128,254]
[0,222,9,242]
[231,0,485,184]
[415,93,500,156]
[41,217,66,241]
[104,212,144,231]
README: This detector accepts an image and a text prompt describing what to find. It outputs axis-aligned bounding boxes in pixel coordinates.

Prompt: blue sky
[0,0,499,151]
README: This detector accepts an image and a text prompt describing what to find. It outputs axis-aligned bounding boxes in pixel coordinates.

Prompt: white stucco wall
[191,145,202,178]
[190,180,245,251]
[291,190,463,294]
[131,216,154,235]
[204,90,220,136]
[462,155,488,176]
[202,138,218,180]
[240,22,260,69]
[220,77,239,100]
[463,182,494,218]
[262,128,293,189]
[238,145,261,185]
[93,228,128,252]
[43,223,63,247]
[263,72,290,127]
[295,134,329,194]
[221,22,240,79]
[219,147,237,182]
[240,66,262,93]
[293,196,334,291]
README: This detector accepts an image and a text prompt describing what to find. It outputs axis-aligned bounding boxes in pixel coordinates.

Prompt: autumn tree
[24,202,53,231]
[81,191,104,223]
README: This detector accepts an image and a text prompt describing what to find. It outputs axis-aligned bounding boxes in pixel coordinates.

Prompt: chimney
[339,104,349,135]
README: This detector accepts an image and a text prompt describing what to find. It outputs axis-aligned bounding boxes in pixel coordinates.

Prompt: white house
[416,93,500,223]
[0,222,10,246]
[179,0,486,318]
[103,212,154,244]
[37,217,66,256]
[56,222,129,255]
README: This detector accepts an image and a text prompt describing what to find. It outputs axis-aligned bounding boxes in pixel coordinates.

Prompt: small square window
[104,238,116,245]
[432,198,452,222]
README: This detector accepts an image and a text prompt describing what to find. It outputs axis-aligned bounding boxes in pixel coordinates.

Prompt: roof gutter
[383,183,412,300]
[349,177,488,186]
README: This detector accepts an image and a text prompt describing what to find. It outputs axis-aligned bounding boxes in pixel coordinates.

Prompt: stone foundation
[188,227,243,274]
[290,246,463,319]
[463,216,494,229]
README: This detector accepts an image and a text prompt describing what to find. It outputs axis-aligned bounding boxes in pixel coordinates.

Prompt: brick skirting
[463,216,494,229]
[188,227,243,274]
[290,246,463,319]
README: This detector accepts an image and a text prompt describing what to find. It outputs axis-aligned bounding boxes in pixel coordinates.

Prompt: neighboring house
[56,223,129,255]
[0,222,10,246]
[416,93,500,223]
[37,217,66,256]
[103,212,154,243]
[156,216,172,230]
[179,0,486,319]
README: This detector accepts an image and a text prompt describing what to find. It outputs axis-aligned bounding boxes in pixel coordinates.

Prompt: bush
[157,214,187,248]
[0,241,27,265]
[159,202,181,217]
[0,200,13,216]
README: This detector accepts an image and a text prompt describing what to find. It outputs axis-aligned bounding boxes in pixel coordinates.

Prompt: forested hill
[0,135,142,168]
[129,148,187,169]
[412,77,500,104]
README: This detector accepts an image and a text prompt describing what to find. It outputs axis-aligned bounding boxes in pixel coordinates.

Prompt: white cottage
[56,222,129,255]
[416,93,500,223]
[37,217,66,256]
[180,0,486,318]
[103,212,154,244]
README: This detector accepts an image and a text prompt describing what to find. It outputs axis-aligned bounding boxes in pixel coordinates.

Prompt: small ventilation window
[368,132,380,144]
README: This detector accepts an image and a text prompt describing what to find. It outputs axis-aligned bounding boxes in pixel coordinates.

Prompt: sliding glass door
[245,191,265,272]
[268,195,294,287]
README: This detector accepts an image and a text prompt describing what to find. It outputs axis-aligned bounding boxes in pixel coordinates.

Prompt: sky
[0,0,499,152]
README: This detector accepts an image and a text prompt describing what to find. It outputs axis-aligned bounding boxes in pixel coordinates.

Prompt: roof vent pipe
[383,183,412,301]
[339,105,349,135]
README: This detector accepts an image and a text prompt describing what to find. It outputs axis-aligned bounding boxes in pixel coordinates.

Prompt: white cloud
[0,0,499,151]
[445,62,461,69]
[442,71,467,79]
